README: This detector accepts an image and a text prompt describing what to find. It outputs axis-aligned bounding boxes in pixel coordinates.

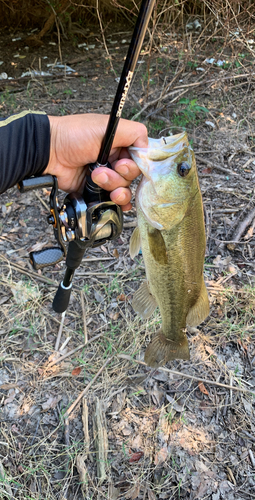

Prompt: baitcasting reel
[18,164,123,270]
[18,164,123,313]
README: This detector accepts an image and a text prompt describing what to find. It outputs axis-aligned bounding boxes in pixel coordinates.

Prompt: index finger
[112,119,148,149]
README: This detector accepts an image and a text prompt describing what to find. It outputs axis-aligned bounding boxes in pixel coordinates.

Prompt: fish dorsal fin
[129,227,141,259]
[132,281,158,319]
[148,227,168,265]
[186,280,210,327]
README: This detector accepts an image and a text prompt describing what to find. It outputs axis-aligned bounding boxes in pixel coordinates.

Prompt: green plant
[223,62,231,69]
[165,409,174,424]
[148,119,166,136]
[83,284,90,295]
[0,89,17,111]
[187,61,198,69]
[172,98,208,128]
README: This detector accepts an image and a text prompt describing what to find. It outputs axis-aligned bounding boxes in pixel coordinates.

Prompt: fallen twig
[131,87,191,121]
[248,449,255,468]
[118,355,255,396]
[82,397,90,461]
[131,72,255,121]
[34,191,50,211]
[46,332,104,369]
[227,206,255,250]
[93,396,108,483]
[76,454,88,492]
[0,254,56,285]
[65,417,70,448]
[55,311,66,351]
[65,357,112,419]
[196,155,240,176]
[80,291,88,344]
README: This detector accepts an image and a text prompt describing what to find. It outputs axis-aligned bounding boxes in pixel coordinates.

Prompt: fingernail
[93,172,109,185]
[116,192,126,203]
[116,164,129,175]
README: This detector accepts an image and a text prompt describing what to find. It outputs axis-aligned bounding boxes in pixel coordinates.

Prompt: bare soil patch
[0,23,255,500]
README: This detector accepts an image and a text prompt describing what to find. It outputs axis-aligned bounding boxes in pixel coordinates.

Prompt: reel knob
[30,247,64,270]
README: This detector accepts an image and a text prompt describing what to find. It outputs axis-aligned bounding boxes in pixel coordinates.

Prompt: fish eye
[177,162,191,177]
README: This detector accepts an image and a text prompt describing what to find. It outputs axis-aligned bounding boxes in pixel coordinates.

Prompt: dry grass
[0,241,255,498]
[0,0,255,34]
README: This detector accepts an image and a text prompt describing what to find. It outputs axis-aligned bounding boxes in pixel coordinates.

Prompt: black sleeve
[0,110,50,194]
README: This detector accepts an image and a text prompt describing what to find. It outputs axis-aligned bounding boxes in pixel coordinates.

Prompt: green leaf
[179,97,190,104]
[190,98,198,107]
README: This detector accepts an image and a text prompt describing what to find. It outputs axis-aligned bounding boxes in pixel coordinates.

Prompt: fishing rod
[18,0,156,313]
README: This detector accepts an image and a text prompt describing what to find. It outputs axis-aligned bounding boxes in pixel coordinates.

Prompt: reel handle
[18,175,54,192]
[30,247,64,270]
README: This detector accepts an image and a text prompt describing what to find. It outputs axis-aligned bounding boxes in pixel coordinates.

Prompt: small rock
[205,120,216,128]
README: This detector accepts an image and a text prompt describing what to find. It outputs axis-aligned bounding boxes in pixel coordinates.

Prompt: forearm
[0,110,50,194]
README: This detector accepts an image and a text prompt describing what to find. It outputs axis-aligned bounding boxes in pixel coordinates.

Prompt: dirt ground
[0,20,255,500]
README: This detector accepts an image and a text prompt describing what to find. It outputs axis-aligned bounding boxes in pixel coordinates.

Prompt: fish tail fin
[144,330,190,368]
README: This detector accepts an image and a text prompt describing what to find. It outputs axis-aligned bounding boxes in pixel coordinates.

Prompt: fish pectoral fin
[129,227,141,259]
[148,227,168,265]
[186,280,210,327]
[145,330,190,368]
[132,281,158,319]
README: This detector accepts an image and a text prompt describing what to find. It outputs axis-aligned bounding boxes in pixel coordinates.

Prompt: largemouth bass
[129,132,209,368]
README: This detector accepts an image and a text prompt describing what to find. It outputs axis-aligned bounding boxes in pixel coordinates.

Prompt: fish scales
[129,132,210,367]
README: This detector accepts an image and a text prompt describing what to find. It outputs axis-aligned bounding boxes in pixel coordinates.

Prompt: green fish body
[129,133,210,368]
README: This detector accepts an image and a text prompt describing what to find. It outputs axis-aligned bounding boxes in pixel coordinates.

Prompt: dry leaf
[0,296,9,306]
[94,290,104,303]
[201,167,212,174]
[18,219,27,227]
[117,293,126,301]
[148,488,157,500]
[108,481,120,500]
[100,245,108,253]
[194,478,210,499]
[28,241,47,253]
[113,248,119,258]
[76,454,87,490]
[129,451,144,463]
[125,483,140,499]
[72,367,82,376]
[0,383,18,390]
[42,395,62,411]
[11,280,40,305]
[244,225,254,240]
[154,447,168,466]
[205,345,215,356]
[198,382,209,395]
[108,311,119,321]
[148,382,164,406]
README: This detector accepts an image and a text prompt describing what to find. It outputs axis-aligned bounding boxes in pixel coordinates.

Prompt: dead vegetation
[0,3,255,499]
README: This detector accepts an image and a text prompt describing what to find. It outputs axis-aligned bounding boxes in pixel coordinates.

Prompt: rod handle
[83,162,112,205]
[52,282,73,313]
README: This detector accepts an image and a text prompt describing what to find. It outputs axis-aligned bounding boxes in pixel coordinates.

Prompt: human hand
[45,113,148,211]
